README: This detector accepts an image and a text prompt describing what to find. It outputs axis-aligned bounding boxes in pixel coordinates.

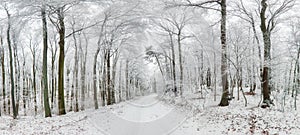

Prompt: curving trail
[88,94,188,135]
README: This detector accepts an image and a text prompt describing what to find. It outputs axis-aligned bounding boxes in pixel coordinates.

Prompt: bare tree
[0,35,5,113]
[20,45,27,115]
[156,9,192,96]
[49,33,58,109]
[167,0,230,105]
[80,32,88,111]
[28,34,39,115]
[92,14,108,109]
[259,0,294,108]
[49,5,67,115]
[41,2,51,117]
[233,0,262,94]
[154,17,178,96]
[4,5,17,119]
[70,19,79,112]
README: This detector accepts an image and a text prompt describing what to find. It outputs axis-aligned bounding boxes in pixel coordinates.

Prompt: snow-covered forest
[0,0,300,134]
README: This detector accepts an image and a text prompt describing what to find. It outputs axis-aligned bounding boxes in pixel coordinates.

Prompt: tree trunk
[292,42,300,110]
[0,36,5,113]
[125,59,129,100]
[250,45,257,93]
[51,50,56,109]
[93,48,100,109]
[111,52,119,104]
[219,0,229,106]
[66,68,71,111]
[169,33,177,96]
[260,0,271,108]
[20,45,27,115]
[92,17,107,109]
[22,66,26,115]
[57,7,66,115]
[206,68,211,88]
[72,26,79,112]
[6,9,17,119]
[42,4,51,117]
[118,61,122,102]
[251,17,262,94]
[200,49,204,88]
[177,33,183,96]
[80,33,88,111]
[12,38,20,116]
[32,49,37,115]
[100,59,106,106]
[69,69,74,111]
[106,51,111,105]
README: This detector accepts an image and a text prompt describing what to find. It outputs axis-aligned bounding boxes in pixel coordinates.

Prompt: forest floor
[0,90,300,135]
[165,89,300,135]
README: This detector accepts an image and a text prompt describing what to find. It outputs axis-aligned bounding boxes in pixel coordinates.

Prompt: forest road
[88,94,189,135]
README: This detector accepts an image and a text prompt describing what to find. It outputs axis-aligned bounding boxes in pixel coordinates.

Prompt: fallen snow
[1,90,299,135]
[170,89,300,135]
[88,94,189,135]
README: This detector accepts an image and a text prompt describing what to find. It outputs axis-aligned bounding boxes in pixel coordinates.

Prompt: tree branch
[165,0,221,12]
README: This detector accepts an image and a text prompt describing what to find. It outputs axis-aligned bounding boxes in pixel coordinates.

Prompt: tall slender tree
[168,0,229,105]
[5,6,17,119]
[57,7,66,115]
[41,2,51,117]
[259,0,294,108]
[0,35,5,113]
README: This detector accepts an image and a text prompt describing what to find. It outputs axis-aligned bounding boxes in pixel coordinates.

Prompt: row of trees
[147,0,297,109]
[0,0,150,118]
[0,0,299,118]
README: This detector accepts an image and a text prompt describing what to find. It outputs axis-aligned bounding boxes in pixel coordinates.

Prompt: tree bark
[0,36,5,113]
[118,61,122,102]
[57,7,66,115]
[100,59,106,106]
[178,33,183,96]
[219,0,229,106]
[31,45,37,115]
[125,59,129,100]
[80,33,88,111]
[111,52,119,104]
[106,51,111,105]
[72,24,79,112]
[5,8,17,119]
[93,48,100,109]
[41,4,51,117]
[22,63,26,115]
[93,17,107,109]
[260,0,271,108]
[12,36,20,116]
[169,33,177,96]
[51,46,57,109]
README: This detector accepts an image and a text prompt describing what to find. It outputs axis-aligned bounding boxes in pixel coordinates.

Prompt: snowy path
[89,94,189,135]
[2,93,299,135]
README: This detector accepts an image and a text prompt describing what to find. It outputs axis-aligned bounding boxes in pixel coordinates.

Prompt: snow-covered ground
[1,92,300,135]
[170,90,300,135]
[0,94,189,135]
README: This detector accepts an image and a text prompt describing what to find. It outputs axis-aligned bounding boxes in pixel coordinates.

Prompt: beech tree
[41,1,51,117]
[259,0,294,108]
[152,9,192,96]
[28,34,39,115]
[4,5,17,119]
[161,10,191,96]
[49,4,67,115]
[233,0,262,94]
[167,0,229,106]
[92,13,108,109]
[0,35,5,114]
[80,32,88,111]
